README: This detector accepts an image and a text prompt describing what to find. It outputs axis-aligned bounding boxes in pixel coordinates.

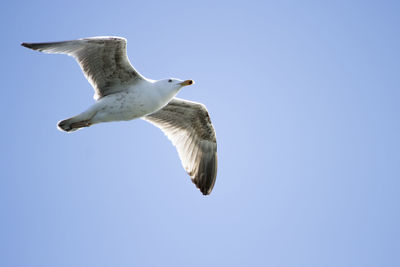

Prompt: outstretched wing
[143,98,218,195]
[21,36,145,99]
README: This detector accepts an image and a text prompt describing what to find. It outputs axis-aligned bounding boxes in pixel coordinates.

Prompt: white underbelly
[90,90,167,123]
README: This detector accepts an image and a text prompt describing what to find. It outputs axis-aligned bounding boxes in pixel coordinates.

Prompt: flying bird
[21,36,217,195]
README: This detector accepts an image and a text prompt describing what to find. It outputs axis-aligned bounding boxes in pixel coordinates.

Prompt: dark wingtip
[201,189,211,196]
[21,42,32,49]
[195,174,216,196]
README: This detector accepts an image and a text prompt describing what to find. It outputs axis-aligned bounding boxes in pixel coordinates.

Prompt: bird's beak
[179,80,195,86]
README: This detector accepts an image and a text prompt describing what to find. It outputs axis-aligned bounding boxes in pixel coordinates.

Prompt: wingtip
[196,180,214,196]
[201,189,212,196]
[21,42,32,49]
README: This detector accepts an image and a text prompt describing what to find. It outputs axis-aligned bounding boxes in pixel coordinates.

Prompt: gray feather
[143,98,218,195]
[21,36,144,100]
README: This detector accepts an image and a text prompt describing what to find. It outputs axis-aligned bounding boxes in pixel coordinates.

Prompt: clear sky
[1,0,399,266]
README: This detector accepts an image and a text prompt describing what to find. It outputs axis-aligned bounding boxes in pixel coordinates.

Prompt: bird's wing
[143,98,218,195]
[21,36,145,100]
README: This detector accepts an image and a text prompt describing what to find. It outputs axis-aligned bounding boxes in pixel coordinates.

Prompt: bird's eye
[168,79,172,83]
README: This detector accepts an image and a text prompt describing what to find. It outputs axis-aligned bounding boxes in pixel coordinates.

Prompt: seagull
[21,36,217,195]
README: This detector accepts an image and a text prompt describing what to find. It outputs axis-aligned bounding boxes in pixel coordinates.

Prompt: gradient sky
[1,1,400,266]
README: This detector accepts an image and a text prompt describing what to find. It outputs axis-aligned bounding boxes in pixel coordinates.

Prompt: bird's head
[152,78,195,101]
[158,78,195,91]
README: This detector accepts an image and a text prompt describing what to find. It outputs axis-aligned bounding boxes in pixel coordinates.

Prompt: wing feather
[143,98,218,195]
[21,36,145,99]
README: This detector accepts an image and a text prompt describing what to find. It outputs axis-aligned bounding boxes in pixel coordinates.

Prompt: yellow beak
[179,80,195,86]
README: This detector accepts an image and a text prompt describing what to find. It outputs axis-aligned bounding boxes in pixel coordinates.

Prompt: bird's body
[59,78,182,131]
[22,36,217,195]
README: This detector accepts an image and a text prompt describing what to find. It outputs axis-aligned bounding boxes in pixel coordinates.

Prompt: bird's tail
[57,117,91,132]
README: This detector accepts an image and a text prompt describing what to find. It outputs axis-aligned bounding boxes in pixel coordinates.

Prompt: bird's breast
[95,90,165,122]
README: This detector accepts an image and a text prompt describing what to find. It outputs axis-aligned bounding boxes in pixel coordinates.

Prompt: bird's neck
[149,81,179,110]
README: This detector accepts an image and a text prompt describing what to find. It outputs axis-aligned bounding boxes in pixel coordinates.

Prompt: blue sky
[1,0,400,266]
